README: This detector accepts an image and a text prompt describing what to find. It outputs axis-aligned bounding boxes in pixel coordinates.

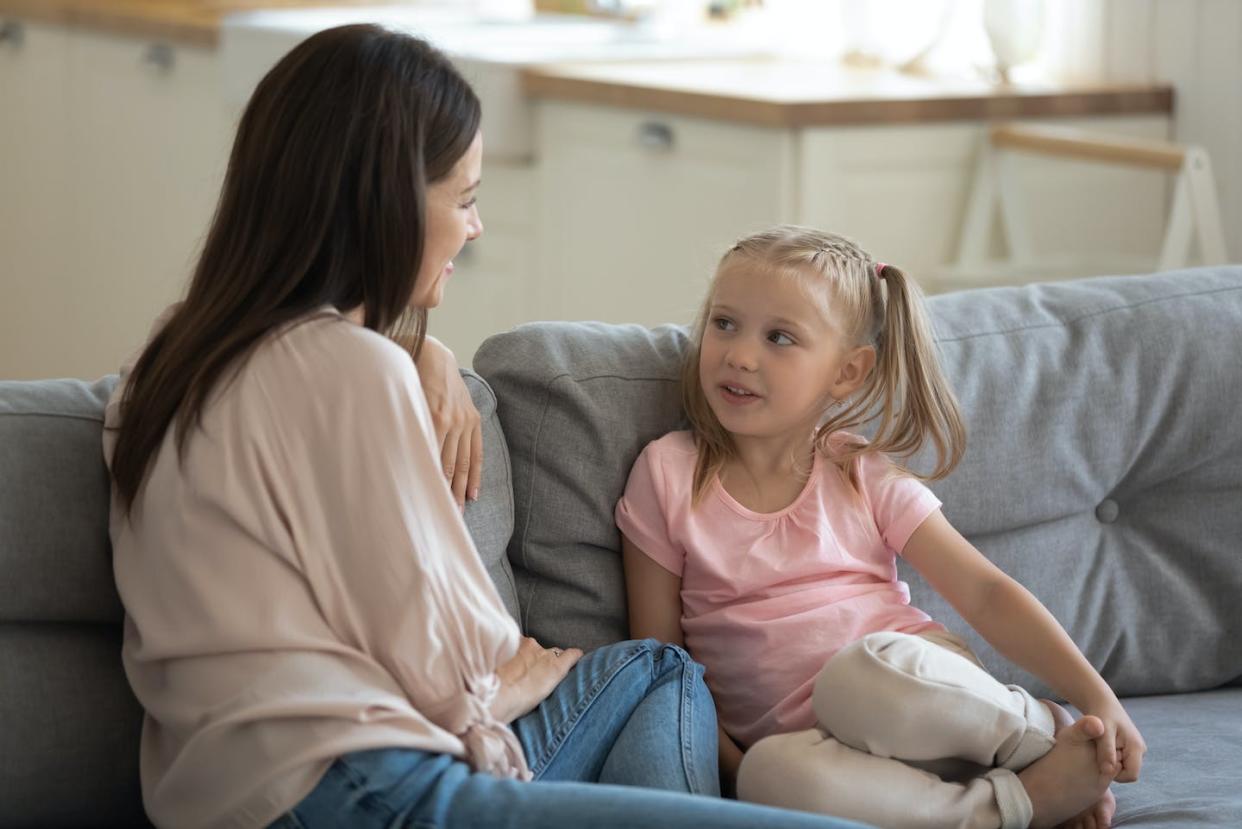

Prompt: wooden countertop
[1,3,1175,127]
[523,59,1175,128]
[0,1,409,47]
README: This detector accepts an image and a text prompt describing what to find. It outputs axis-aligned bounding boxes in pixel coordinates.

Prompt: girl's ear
[832,344,877,397]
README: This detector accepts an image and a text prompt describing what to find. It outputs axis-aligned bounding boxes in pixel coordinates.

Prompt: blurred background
[1,0,1238,377]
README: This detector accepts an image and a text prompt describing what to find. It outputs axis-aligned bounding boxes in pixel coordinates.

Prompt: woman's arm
[622,533,744,795]
[902,510,1146,781]
[404,334,482,509]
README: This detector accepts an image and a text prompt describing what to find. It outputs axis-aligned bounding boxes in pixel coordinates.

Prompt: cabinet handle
[0,19,25,48]
[141,42,175,72]
[637,121,675,152]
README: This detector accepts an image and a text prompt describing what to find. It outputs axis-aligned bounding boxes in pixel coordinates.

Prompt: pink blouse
[103,307,525,829]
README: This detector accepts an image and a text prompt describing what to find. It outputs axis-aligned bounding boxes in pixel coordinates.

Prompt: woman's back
[104,307,521,829]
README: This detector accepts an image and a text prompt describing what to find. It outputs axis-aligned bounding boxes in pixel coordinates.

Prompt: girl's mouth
[719,384,762,405]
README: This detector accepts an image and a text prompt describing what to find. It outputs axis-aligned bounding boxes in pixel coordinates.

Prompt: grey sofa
[2,266,1240,827]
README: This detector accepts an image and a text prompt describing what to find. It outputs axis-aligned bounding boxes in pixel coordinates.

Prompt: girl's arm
[621,533,745,796]
[902,510,1147,782]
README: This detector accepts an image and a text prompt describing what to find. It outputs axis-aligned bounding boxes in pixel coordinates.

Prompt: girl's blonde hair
[682,225,966,502]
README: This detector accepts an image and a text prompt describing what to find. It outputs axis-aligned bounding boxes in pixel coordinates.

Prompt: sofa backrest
[0,370,518,826]
[0,377,146,827]
[474,266,1242,700]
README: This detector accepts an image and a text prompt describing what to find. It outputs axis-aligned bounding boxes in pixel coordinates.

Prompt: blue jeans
[270,639,871,829]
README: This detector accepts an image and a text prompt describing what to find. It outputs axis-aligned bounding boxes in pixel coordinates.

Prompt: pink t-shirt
[615,430,944,748]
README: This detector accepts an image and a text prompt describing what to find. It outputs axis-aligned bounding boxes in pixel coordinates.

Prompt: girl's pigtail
[823,263,965,481]
[867,264,966,480]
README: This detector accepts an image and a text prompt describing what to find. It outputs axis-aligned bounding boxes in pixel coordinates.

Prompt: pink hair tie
[875,262,888,278]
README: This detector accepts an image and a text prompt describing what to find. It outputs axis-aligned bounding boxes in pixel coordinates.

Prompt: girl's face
[699,261,872,445]
[410,131,484,309]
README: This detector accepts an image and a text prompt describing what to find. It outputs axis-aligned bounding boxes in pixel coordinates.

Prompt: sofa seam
[491,414,520,622]
[0,411,106,424]
[514,374,562,635]
[534,372,681,385]
[935,283,1242,344]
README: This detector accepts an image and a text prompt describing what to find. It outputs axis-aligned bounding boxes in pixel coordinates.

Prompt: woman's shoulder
[255,309,417,391]
[228,310,424,444]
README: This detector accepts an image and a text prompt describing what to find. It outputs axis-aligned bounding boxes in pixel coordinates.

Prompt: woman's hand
[410,336,483,508]
[490,637,583,724]
[1084,696,1147,782]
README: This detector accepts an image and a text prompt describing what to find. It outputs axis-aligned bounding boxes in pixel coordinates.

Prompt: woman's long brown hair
[109,24,480,513]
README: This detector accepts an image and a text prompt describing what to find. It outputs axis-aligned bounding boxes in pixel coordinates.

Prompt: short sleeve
[855,451,943,554]
[615,442,685,577]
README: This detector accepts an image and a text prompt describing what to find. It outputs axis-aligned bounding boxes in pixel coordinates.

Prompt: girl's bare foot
[1042,699,1117,829]
[1057,787,1116,829]
[1019,715,1112,829]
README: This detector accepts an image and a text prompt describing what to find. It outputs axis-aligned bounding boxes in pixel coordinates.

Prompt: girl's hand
[411,336,483,508]
[490,637,583,724]
[1085,697,1147,782]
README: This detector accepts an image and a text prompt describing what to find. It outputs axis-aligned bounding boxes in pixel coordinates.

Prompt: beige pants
[736,631,1056,829]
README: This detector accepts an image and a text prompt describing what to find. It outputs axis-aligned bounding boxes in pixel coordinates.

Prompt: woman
[104,24,872,829]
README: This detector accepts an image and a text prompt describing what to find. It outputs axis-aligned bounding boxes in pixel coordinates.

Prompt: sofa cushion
[473,266,1242,698]
[474,323,688,644]
[459,370,521,621]
[0,624,149,827]
[1106,688,1242,827]
[0,370,519,624]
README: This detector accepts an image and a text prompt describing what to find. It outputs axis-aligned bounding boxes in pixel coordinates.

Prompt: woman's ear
[832,344,877,398]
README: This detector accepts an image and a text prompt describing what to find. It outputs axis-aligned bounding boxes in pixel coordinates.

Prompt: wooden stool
[939,123,1227,290]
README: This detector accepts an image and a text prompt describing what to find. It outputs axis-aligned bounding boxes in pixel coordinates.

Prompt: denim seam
[279,809,309,829]
[529,641,654,776]
[679,655,699,794]
[333,756,401,823]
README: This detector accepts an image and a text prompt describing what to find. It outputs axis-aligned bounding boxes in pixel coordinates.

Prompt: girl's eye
[768,331,795,346]
[712,317,735,331]
[460,197,478,209]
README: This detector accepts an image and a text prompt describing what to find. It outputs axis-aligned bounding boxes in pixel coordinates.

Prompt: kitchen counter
[0,1,410,47]
[523,59,1174,127]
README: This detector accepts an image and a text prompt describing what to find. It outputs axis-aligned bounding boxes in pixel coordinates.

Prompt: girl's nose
[726,343,758,372]
[467,206,483,240]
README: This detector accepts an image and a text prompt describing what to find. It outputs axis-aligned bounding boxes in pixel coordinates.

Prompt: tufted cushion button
[1095,499,1120,524]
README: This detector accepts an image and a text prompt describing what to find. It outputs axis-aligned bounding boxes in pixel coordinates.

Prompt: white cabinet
[535,101,798,328]
[64,30,231,376]
[797,117,1171,291]
[535,99,1172,328]
[0,21,231,380]
[0,21,75,376]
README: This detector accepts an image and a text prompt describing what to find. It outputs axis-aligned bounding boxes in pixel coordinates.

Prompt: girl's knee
[813,634,885,711]
[811,632,923,726]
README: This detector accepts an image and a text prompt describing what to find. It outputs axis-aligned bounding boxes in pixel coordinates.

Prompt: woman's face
[410,130,484,309]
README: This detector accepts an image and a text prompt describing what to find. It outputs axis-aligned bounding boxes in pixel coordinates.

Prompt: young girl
[617,226,1146,829]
